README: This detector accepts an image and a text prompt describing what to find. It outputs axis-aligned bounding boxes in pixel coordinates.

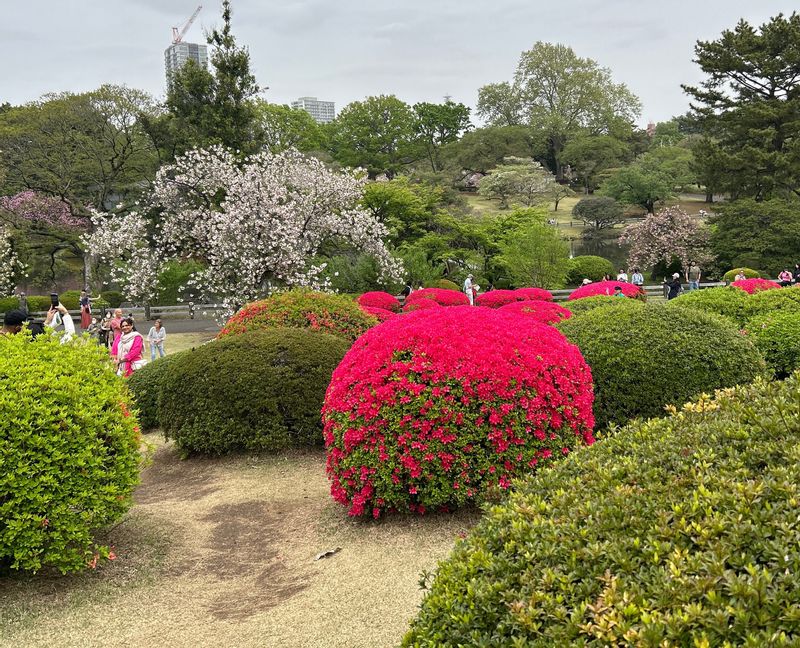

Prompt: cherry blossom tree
[0,191,88,229]
[84,146,402,315]
[619,206,714,271]
[0,224,22,296]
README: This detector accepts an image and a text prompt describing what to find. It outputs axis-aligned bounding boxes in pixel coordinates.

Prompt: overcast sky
[2,1,796,125]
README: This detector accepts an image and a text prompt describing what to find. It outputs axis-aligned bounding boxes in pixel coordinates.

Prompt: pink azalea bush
[568,281,645,301]
[403,299,442,313]
[732,278,782,294]
[357,291,401,313]
[477,288,553,309]
[514,287,554,302]
[361,306,396,322]
[405,288,469,308]
[323,306,595,518]
[498,300,572,325]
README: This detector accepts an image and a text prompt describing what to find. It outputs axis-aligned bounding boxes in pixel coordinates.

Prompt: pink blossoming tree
[83,147,402,315]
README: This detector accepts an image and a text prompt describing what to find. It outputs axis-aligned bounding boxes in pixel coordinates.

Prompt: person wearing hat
[1,309,27,335]
[463,274,474,305]
[667,272,683,300]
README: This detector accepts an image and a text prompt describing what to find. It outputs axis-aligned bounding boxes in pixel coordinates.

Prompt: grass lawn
[0,437,480,648]
[165,331,217,355]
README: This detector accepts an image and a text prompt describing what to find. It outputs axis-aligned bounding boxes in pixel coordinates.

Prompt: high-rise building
[291,97,336,124]
[164,42,208,83]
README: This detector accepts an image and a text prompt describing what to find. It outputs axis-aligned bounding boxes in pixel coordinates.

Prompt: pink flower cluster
[357,291,401,312]
[361,305,396,322]
[498,300,572,325]
[568,281,645,301]
[323,306,595,517]
[732,278,782,294]
[0,191,86,229]
[476,288,553,308]
[404,288,469,309]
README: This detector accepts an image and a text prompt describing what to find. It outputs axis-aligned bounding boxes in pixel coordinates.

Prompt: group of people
[2,290,167,378]
[773,264,800,287]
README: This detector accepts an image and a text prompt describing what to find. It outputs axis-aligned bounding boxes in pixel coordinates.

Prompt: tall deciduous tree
[412,101,472,172]
[561,135,631,193]
[255,101,323,154]
[478,42,641,180]
[497,218,570,288]
[328,95,417,178]
[683,13,800,199]
[478,157,556,208]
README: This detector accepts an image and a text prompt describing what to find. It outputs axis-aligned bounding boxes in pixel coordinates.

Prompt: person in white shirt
[44,303,76,344]
[617,268,629,282]
[631,268,644,286]
[147,319,167,360]
[463,274,474,305]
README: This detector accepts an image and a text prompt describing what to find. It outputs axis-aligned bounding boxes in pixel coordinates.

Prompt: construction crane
[171,5,202,44]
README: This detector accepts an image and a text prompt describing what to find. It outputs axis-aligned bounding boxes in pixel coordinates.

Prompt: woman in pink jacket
[114,317,145,377]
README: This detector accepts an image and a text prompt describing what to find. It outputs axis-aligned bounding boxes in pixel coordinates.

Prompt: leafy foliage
[478,157,555,208]
[562,294,644,317]
[219,290,377,342]
[497,220,570,289]
[722,267,762,282]
[667,286,753,327]
[744,311,800,378]
[404,373,800,646]
[323,307,594,517]
[159,330,350,456]
[565,255,615,285]
[558,303,765,428]
[0,332,140,573]
[572,196,624,231]
[127,353,186,431]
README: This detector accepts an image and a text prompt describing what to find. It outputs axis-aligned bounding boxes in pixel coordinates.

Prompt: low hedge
[424,279,460,291]
[59,290,82,310]
[562,294,645,317]
[744,311,800,378]
[219,290,377,342]
[159,329,350,455]
[0,331,140,574]
[25,296,53,312]
[667,286,752,327]
[404,373,800,646]
[0,296,20,314]
[100,291,125,308]
[748,285,800,317]
[565,255,615,285]
[558,303,766,428]
[127,353,186,431]
[722,267,762,282]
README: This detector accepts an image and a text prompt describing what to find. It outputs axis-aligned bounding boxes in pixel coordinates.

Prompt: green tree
[478,42,641,180]
[690,137,728,203]
[143,0,261,159]
[255,101,323,154]
[497,217,570,288]
[478,157,555,208]
[572,196,624,231]
[328,95,417,178]
[412,101,472,172]
[361,178,445,245]
[683,13,800,199]
[561,135,631,193]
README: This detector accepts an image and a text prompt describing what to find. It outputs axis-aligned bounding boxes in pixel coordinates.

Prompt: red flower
[360,305,396,321]
[731,278,781,294]
[405,288,469,308]
[498,300,571,325]
[568,281,645,301]
[358,291,401,312]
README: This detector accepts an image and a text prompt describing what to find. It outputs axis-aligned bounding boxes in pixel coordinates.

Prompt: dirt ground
[0,438,480,648]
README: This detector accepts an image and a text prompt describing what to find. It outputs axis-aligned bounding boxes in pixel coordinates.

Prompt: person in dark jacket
[667,272,683,300]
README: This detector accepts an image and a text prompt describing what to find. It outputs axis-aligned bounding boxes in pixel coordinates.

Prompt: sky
[1,0,797,125]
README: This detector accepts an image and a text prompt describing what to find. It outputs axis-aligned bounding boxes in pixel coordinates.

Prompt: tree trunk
[705,191,714,203]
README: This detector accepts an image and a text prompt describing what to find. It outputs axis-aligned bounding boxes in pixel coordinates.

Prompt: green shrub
[562,294,644,317]
[565,255,615,285]
[404,374,800,647]
[159,329,350,455]
[152,259,204,306]
[100,291,125,308]
[424,278,460,291]
[25,296,52,313]
[219,289,377,342]
[0,296,20,314]
[744,311,800,378]
[558,304,765,428]
[58,290,81,310]
[748,284,800,318]
[127,353,186,431]
[722,267,762,282]
[91,298,110,314]
[667,286,752,327]
[0,332,140,574]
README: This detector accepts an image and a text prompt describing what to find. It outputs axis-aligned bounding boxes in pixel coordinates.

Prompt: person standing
[667,273,683,300]
[147,319,167,360]
[687,263,702,291]
[463,274,474,305]
[734,269,747,282]
[793,263,800,285]
[79,290,92,330]
[617,268,628,282]
[778,268,793,287]
[115,317,145,377]
[109,308,123,351]
[631,268,644,287]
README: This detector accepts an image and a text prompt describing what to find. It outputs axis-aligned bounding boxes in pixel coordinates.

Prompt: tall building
[291,97,336,124]
[164,42,208,83]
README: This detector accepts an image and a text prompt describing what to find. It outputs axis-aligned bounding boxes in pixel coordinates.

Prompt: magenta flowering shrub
[357,291,401,312]
[475,290,520,308]
[498,300,572,325]
[732,278,781,294]
[568,281,645,301]
[403,299,442,313]
[514,287,553,302]
[405,287,469,308]
[361,305,396,322]
[323,306,595,518]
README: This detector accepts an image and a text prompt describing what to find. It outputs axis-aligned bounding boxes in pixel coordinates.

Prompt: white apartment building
[291,97,336,123]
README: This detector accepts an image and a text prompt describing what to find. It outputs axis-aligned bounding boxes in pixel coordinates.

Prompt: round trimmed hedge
[424,279,460,291]
[323,306,595,518]
[0,332,140,574]
[568,280,645,301]
[722,267,762,282]
[475,289,521,308]
[498,300,571,325]
[749,284,800,317]
[514,287,553,302]
[159,329,350,456]
[558,304,766,429]
[732,277,782,294]
[667,286,752,327]
[127,353,186,431]
[404,374,800,646]
[404,288,469,308]
[357,291,401,313]
[566,255,615,285]
[219,290,377,342]
[563,294,645,317]
[745,311,800,378]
